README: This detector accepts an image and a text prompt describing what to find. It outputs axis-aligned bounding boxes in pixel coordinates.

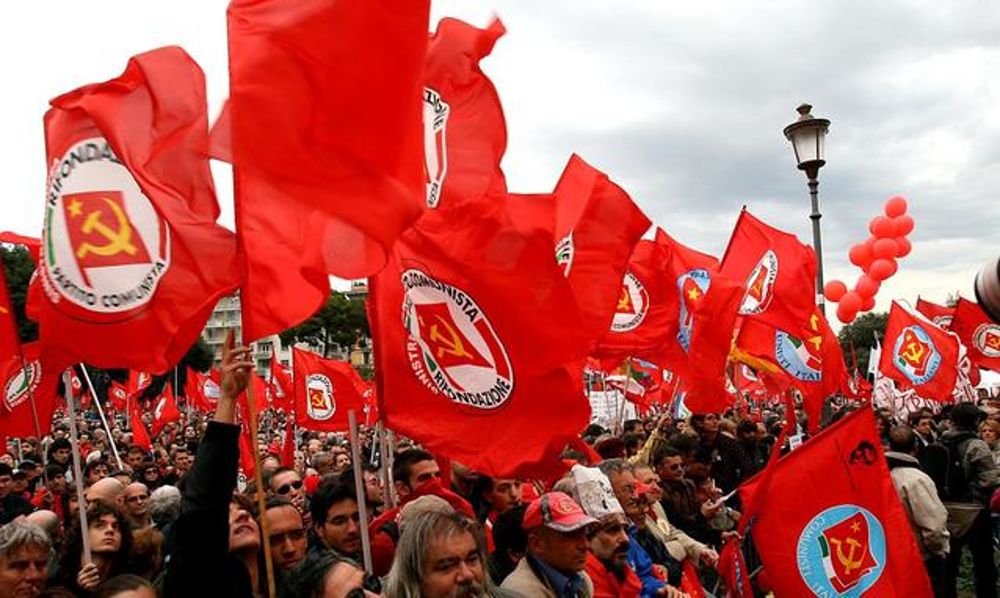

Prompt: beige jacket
[885,451,950,559]
[501,556,594,598]
[645,502,707,562]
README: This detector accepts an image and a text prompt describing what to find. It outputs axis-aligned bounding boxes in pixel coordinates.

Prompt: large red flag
[0,343,59,438]
[682,275,743,415]
[423,17,507,210]
[949,297,1000,372]
[34,47,240,373]
[149,384,181,437]
[739,408,932,597]
[369,201,589,478]
[879,301,960,401]
[719,210,817,340]
[915,297,954,330]
[225,0,429,341]
[292,348,366,432]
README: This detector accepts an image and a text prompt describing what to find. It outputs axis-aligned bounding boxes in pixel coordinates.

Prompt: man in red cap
[500,492,597,597]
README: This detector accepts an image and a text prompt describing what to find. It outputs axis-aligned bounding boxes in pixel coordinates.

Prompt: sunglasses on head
[276,480,303,495]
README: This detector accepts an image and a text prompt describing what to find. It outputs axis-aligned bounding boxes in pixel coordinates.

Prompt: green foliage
[0,246,38,342]
[280,292,369,358]
[837,311,889,374]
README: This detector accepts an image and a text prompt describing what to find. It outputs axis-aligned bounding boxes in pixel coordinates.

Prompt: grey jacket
[885,451,950,559]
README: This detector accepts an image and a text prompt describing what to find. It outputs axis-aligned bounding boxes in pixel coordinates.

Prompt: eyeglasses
[126,494,149,503]
[276,480,303,495]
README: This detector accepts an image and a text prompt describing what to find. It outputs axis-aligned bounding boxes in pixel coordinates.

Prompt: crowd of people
[0,334,997,597]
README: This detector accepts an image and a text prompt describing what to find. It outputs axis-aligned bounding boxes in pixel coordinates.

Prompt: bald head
[123,482,151,522]
[25,510,59,537]
[85,477,126,506]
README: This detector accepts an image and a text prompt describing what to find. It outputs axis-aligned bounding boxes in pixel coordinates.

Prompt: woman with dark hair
[137,464,162,491]
[51,502,134,595]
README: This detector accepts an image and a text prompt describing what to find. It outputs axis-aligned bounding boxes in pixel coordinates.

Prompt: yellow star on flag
[67,198,83,218]
[687,288,701,301]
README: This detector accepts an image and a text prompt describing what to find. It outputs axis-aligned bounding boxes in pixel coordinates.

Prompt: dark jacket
[162,421,253,598]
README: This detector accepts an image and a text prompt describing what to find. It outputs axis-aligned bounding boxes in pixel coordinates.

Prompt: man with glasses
[267,466,309,527]
[309,477,362,562]
[262,496,307,572]
[123,482,152,531]
[654,447,720,545]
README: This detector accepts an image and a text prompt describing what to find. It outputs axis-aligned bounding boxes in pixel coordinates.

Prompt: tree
[279,292,369,358]
[837,312,889,375]
[0,246,38,343]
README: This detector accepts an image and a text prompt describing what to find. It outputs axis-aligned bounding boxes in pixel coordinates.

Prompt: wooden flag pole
[348,409,373,573]
[79,365,123,470]
[63,370,91,563]
[244,368,277,598]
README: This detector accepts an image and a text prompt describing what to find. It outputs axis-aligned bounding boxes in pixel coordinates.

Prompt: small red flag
[268,355,293,412]
[281,416,296,469]
[683,275,743,414]
[108,381,128,412]
[718,538,753,598]
[915,297,954,330]
[423,18,508,210]
[0,256,21,362]
[34,47,240,373]
[150,384,181,437]
[184,368,220,413]
[292,348,366,432]
[225,0,430,341]
[0,343,59,438]
[128,399,151,451]
[879,301,960,401]
[719,210,817,340]
[950,297,1000,372]
[739,408,932,597]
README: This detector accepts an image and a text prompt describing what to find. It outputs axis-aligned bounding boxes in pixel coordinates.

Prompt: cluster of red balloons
[824,196,915,324]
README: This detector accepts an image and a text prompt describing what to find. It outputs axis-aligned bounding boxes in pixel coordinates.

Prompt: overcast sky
[3,1,999,324]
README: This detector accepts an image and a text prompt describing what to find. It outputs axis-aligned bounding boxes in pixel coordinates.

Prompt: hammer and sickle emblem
[428,315,472,360]
[901,340,925,365]
[309,389,326,409]
[986,334,1000,350]
[617,286,632,311]
[75,197,139,259]
[849,441,877,466]
[829,537,866,574]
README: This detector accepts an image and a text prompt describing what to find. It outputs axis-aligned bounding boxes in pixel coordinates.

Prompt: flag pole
[79,365,123,470]
[244,359,277,598]
[62,370,91,563]
[348,409,373,573]
[379,423,393,508]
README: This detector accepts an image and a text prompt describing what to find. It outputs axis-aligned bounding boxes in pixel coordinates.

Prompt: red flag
[281,416,296,469]
[238,416,256,479]
[915,297,954,330]
[108,381,128,411]
[679,560,707,598]
[735,308,847,431]
[0,343,59,438]
[683,275,743,414]
[739,408,932,597]
[369,202,588,478]
[719,210,817,340]
[34,47,240,373]
[268,355,293,412]
[292,348,366,432]
[879,301,960,401]
[149,384,181,437]
[127,371,152,398]
[950,297,1000,372]
[184,368,220,413]
[68,371,83,399]
[718,538,753,598]
[225,0,430,341]
[0,255,21,362]
[423,18,508,210]
[128,399,151,451]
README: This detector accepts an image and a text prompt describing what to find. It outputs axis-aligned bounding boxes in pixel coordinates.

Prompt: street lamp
[784,103,831,314]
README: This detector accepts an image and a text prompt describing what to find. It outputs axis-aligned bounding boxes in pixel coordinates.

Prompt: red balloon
[824,280,848,302]
[870,216,896,238]
[894,215,915,236]
[884,196,908,218]
[861,294,876,311]
[894,236,912,258]
[848,243,872,268]
[872,238,899,260]
[869,259,896,280]
[855,274,880,298]
[836,301,858,324]
[840,291,862,312]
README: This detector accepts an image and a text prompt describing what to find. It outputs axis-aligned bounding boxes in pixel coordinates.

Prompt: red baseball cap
[522,492,598,533]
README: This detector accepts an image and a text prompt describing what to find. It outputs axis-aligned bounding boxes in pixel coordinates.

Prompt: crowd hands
[0,334,996,598]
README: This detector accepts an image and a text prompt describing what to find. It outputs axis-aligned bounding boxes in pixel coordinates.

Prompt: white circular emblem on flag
[739,250,778,315]
[422,87,450,209]
[892,324,941,385]
[796,504,886,596]
[4,360,42,411]
[611,272,649,333]
[40,137,171,321]
[305,374,336,421]
[933,315,953,329]
[203,379,221,404]
[973,323,1000,358]
[401,269,514,410]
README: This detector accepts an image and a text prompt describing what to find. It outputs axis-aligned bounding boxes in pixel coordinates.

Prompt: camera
[974,256,1000,323]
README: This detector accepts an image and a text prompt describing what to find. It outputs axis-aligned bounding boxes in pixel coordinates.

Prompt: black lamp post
[784,103,831,314]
